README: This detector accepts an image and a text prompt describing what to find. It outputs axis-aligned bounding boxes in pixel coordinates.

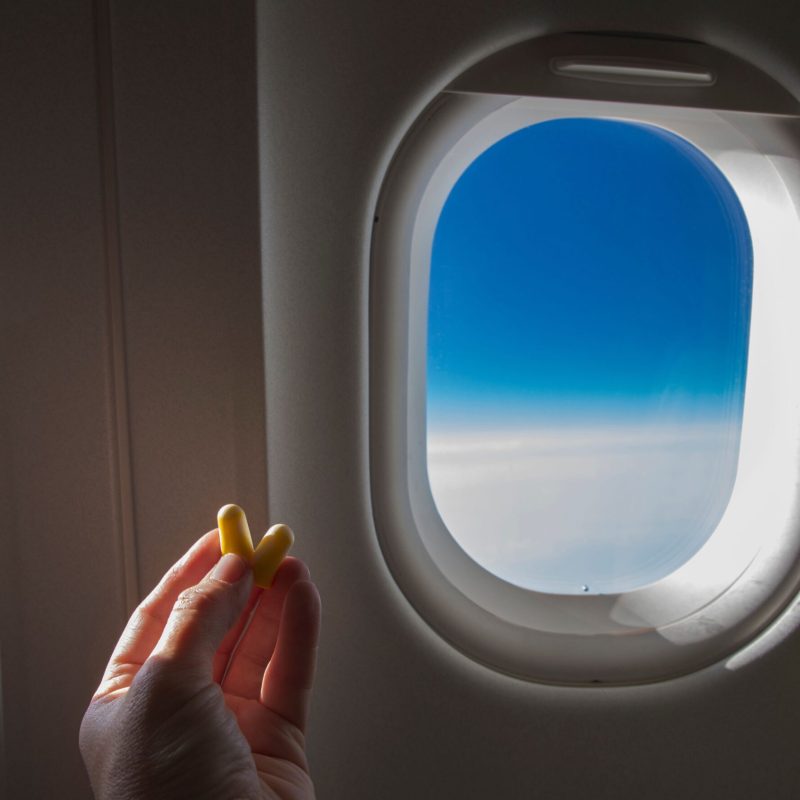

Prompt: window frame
[370,35,800,684]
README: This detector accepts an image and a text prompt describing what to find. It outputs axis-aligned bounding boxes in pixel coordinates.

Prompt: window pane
[426,118,753,594]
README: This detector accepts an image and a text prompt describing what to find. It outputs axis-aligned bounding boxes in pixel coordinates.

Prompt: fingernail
[212,553,249,584]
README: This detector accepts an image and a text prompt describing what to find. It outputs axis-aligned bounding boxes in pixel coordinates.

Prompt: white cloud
[427,421,739,594]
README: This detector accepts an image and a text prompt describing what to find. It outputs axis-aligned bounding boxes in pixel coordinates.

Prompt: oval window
[371,32,800,683]
[426,118,753,594]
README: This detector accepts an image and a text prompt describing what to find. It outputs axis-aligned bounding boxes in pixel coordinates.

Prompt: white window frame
[370,34,800,684]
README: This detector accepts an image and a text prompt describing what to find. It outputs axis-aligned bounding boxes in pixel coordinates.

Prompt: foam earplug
[253,524,295,588]
[217,503,255,561]
[216,504,294,588]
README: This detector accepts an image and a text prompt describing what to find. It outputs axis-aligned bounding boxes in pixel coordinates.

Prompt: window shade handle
[550,56,716,87]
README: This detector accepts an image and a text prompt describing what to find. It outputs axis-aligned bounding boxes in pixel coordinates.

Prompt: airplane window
[371,33,800,683]
[426,118,752,595]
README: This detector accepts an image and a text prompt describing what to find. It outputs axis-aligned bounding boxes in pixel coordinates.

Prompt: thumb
[150,553,253,683]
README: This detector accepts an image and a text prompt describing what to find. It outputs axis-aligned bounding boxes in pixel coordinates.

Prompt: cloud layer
[427,422,740,594]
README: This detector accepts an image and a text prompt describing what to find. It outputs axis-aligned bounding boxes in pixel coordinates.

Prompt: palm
[87,531,319,800]
[227,694,315,800]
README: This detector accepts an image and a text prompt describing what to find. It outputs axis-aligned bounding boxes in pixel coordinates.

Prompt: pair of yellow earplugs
[217,504,294,588]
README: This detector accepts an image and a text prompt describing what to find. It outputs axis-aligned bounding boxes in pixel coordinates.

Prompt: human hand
[80,529,321,800]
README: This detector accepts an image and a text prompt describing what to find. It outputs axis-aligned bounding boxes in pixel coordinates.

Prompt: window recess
[370,32,800,684]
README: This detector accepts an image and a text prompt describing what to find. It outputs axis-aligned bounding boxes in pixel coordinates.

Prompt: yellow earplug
[216,504,294,588]
[217,503,255,561]
[253,524,295,588]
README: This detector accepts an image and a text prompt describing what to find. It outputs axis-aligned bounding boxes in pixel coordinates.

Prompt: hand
[80,530,321,800]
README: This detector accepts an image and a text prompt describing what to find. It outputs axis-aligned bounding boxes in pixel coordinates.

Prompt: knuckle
[174,584,217,615]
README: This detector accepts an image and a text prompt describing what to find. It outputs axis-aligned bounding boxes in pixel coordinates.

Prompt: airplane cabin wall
[2,3,266,798]
[3,1,800,798]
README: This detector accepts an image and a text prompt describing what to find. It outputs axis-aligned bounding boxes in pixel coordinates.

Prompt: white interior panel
[256,2,800,797]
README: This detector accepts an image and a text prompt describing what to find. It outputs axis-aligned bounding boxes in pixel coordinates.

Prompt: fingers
[97,530,222,694]
[149,553,254,687]
[260,579,321,733]
[212,584,262,683]
[221,557,309,699]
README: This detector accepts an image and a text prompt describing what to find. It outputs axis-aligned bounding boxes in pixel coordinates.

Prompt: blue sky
[426,118,753,594]
[427,118,752,430]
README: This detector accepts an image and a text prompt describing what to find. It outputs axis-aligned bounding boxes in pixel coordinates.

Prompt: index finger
[95,529,222,697]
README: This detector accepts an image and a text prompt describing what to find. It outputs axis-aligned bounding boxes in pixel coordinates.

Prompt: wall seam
[94,0,140,615]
